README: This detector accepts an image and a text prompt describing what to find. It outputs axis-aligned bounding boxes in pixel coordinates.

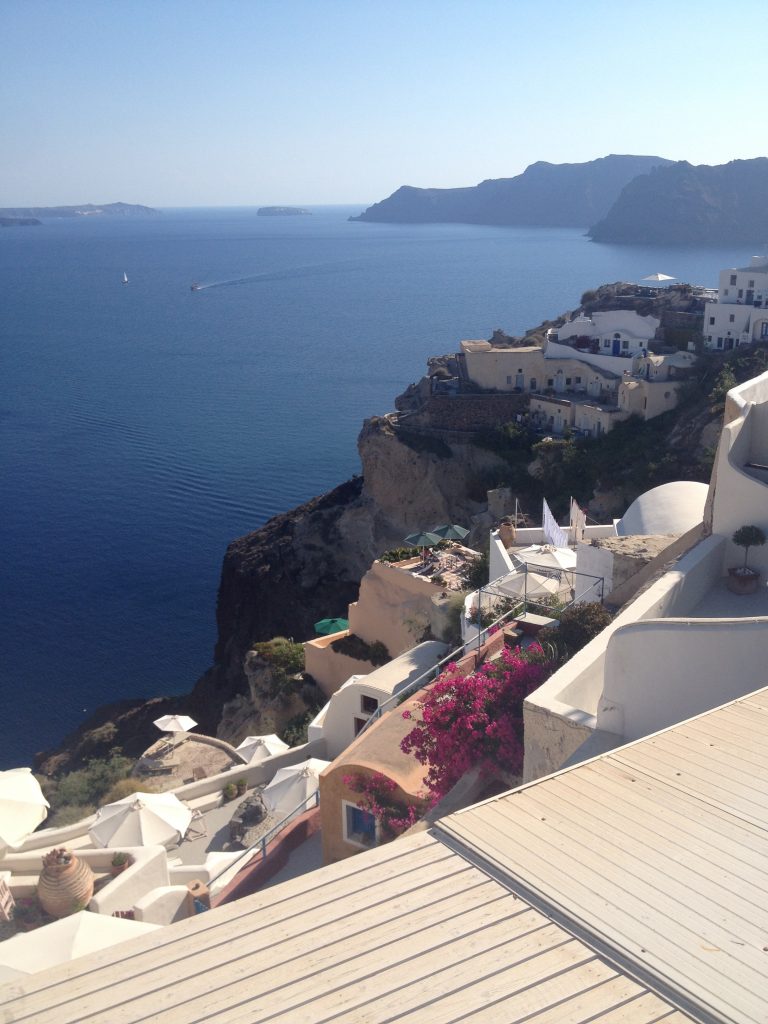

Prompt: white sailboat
[122,272,129,285]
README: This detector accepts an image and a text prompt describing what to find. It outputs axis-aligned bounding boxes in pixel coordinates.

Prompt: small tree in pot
[728,525,766,594]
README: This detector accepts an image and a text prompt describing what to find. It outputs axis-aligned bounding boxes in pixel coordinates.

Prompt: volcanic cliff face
[205,414,508,711]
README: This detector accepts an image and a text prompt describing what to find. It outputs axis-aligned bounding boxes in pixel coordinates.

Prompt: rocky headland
[351,155,671,227]
[588,158,768,244]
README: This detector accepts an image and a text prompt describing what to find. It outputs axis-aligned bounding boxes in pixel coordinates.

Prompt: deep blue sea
[0,206,751,767]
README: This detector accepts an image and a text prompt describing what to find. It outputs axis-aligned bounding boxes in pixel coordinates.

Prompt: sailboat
[122,272,129,285]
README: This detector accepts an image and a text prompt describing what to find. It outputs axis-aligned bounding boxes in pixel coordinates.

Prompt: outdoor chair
[185,808,208,841]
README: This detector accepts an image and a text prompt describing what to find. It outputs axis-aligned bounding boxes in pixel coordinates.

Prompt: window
[360,694,379,715]
[730,275,737,285]
[738,290,743,299]
[762,323,768,339]
[729,314,735,322]
[717,337,723,349]
[749,280,755,288]
[566,377,571,385]
[530,378,537,391]
[709,317,715,326]
[547,378,554,387]
[603,340,610,348]
[343,801,377,848]
[724,289,729,296]
[574,376,582,384]
[622,339,629,349]
[506,375,512,385]
[353,717,368,736]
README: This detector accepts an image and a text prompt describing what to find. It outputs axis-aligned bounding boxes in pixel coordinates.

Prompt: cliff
[351,155,671,227]
[36,416,508,773]
[589,158,768,244]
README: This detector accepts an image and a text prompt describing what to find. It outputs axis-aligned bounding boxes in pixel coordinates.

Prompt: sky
[1,0,765,207]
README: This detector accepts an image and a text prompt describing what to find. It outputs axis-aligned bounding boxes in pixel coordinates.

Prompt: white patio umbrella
[262,758,330,817]
[235,734,289,764]
[512,544,576,571]
[497,570,563,601]
[0,912,160,981]
[0,767,49,850]
[642,272,676,282]
[153,714,197,733]
[89,791,192,848]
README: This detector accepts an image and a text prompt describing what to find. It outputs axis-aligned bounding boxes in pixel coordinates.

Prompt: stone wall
[400,393,528,433]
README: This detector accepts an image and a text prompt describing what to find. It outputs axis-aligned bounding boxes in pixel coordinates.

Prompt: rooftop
[7,685,768,1022]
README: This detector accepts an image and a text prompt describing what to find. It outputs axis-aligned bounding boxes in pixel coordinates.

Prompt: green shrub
[280,709,317,748]
[538,602,612,658]
[331,633,391,666]
[251,636,305,697]
[379,546,420,563]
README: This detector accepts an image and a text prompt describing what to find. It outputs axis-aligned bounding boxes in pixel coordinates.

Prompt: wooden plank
[458,975,673,1024]
[292,938,605,1024]
[68,877,527,1024]
[551,763,768,879]
[442,803,767,1024]
[3,838,467,1022]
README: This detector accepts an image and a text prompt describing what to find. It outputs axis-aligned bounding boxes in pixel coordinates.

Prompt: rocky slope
[351,155,671,227]
[589,158,768,244]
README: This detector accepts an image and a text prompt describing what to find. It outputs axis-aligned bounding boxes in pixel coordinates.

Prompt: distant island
[350,155,672,228]
[352,155,768,245]
[257,206,311,217]
[588,158,768,244]
[0,202,158,219]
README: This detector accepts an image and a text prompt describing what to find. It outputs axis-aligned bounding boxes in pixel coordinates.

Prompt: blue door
[612,337,621,355]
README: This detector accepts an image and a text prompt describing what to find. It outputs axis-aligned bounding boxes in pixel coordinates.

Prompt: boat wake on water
[189,256,371,292]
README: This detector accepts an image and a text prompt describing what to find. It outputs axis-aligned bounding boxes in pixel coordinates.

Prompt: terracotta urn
[37,847,95,918]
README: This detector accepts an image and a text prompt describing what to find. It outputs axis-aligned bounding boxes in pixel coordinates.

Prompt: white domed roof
[617,481,708,537]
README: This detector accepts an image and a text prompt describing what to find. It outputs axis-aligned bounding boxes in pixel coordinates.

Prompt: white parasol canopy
[0,911,160,982]
[262,758,330,817]
[153,714,197,733]
[89,791,192,848]
[512,544,576,572]
[0,767,49,850]
[496,570,563,601]
[235,734,289,764]
[642,272,676,282]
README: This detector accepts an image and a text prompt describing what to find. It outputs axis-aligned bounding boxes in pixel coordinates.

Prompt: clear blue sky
[1,0,764,207]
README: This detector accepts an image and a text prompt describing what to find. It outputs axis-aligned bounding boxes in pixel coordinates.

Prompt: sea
[0,205,752,768]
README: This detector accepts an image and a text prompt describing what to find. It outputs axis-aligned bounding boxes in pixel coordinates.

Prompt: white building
[703,255,768,350]
[524,368,768,781]
[548,308,659,357]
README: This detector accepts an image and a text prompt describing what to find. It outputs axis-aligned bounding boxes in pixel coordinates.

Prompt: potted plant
[223,781,238,802]
[234,777,247,797]
[727,524,767,594]
[110,852,133,877]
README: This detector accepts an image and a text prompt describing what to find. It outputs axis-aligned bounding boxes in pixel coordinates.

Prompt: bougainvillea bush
[400,642,556,803]
[342,771,423,839]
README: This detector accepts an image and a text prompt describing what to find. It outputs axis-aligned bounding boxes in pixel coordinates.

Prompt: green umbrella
[314,617,349,635]
[432,524,470,541]
[403,531,442,548]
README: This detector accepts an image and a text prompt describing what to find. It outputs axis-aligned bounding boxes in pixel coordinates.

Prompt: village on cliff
[3,255,768,1023]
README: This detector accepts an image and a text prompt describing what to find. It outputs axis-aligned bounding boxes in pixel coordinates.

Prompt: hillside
[589,158,768,244]
[38,312,768,777]
[351,155,671,227]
